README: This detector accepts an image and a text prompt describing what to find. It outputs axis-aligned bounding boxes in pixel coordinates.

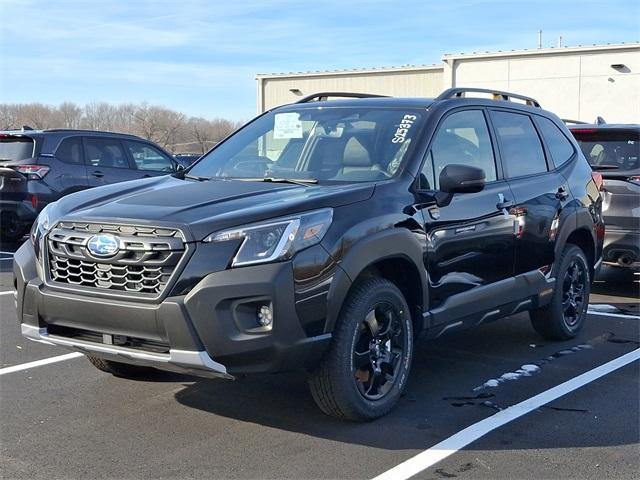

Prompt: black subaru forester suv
[14,88,603,420]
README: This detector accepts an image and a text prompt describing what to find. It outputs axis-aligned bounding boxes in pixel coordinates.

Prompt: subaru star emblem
[87,234,120,258]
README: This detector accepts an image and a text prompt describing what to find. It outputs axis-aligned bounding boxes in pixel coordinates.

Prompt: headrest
[342,137,371,167]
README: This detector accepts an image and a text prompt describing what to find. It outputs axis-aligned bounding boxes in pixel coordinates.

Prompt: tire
[530,244,591,340]
[87,355,156,378]
[0,212,28,242]
[308,277,413,421]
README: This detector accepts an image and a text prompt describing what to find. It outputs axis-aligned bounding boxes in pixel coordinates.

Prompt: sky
[0,0,638,121]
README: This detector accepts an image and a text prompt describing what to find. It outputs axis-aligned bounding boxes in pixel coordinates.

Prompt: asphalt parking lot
[1,239,638,480]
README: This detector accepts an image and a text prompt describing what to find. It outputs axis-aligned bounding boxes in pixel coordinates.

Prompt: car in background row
[569,123,640,268]
[0,129,180,241]
[173,153,202,168]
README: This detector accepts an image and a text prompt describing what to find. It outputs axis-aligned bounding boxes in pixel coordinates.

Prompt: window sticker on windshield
[392,114,417,143]
[274,113,303,139]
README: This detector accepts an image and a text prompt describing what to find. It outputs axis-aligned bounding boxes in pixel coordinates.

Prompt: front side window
[421,109,497,189]
[491,111,547,178]
[536,117,575,167]
[125,141,175,172]
[189,107,425,183]
[84,138,130,169]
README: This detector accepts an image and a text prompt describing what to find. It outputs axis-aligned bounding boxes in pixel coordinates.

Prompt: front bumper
[14,241,332,377]
[21,323,233,379]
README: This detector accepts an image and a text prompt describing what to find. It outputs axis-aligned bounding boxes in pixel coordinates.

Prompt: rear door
[419,109,516,314]
[52,136,88,194]
[489,109,568,274]
[83,137,139,187]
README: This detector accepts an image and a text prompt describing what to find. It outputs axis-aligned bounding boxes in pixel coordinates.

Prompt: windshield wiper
[233,177,318,186]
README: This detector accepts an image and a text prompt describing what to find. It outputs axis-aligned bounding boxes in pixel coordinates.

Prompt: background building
[256,42,639,123]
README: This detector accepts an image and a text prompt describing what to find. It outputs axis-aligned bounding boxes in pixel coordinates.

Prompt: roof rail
[436,87,541,108]
[562,119,587,125]
[295,92,388,103]
[44,128,139,137]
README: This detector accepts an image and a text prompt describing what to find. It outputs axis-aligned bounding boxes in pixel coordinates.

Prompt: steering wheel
[221,155,273,177]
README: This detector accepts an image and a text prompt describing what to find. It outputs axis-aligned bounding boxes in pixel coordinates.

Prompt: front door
[419,109,516,323]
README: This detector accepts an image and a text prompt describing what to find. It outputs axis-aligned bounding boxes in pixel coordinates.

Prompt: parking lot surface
[1,239,638,480]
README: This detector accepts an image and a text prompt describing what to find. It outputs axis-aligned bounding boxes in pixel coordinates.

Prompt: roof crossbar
[295,92,388,103]
[436,87,541,108]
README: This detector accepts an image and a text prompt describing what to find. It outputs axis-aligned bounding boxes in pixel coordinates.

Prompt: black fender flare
[553,205,597,270]
[323,228,428,333]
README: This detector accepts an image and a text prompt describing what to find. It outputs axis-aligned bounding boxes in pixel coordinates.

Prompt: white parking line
[371,348,640,480]
[0,352,84,376]
[0,251,15,255]
[588,309,640,320]
[0,291,13,296]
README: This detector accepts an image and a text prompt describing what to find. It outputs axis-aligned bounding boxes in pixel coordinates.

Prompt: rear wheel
[0,212,28,242]
[530,244,591,340]
[87,355,156,378]
[309,277,413,421]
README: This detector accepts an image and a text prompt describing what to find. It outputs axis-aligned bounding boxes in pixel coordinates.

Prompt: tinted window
[84,138,129,169]
[422,110,497,189]
[0,137,34,161]
[536,117,575,167]
[492,111,547,178]
[125,141,174,172]
[56,137,84,164]
[571,130,639,171]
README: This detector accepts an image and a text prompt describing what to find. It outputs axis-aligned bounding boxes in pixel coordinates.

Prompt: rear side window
[125,141,175,172]
[422,109,497,189]
[0,137,34,161]
[56,137,84,164]
[491,111,547,178]
[84,138,130,169]
[536,117,575,167]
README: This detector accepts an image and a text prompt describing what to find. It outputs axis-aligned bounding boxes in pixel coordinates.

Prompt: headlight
[30,203,55,246]
[205,208,333,267]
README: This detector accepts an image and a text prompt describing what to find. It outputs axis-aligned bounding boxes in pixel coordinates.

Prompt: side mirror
[439,164,486,194]
[175,164,185,172]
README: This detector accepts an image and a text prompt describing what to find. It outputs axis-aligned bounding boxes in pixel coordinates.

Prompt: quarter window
[491,111,547,178]
[56,137,84,164]
[422,110,497,189]
[125,141,175,172]
[536,117,575,167]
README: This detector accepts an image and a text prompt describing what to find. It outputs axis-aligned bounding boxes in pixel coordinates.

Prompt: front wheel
[530,244,591,340]
[308,277,413,421]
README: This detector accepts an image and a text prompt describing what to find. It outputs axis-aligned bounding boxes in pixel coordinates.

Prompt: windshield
[572,130,639,172]
[189,107,425,183]
[0,137,35,161]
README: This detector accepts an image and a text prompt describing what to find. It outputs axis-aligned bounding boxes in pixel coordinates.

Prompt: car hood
[53,175,375,240]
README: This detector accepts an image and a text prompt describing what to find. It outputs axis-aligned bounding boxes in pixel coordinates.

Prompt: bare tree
[0,101,241,153]
[57,102,83,129]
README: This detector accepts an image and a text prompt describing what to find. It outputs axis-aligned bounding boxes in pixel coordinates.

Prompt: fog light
[257,305,273,327]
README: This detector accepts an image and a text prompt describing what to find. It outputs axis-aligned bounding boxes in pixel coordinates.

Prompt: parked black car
[0,129,179,241]
[14,89,603,420]
[568,123,639,268]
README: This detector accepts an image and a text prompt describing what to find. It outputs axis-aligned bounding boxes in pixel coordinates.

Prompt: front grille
[47,222,186,296]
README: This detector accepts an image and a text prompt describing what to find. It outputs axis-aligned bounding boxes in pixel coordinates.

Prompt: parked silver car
[569,123,640,267]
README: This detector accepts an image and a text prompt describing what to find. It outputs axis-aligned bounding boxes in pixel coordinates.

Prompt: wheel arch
[324,228,428,336]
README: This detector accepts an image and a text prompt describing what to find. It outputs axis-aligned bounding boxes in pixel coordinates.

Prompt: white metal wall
[257,44,640,123]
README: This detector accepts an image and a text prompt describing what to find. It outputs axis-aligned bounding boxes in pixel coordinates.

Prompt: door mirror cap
[175,163,185,172]
[439,164,486,194]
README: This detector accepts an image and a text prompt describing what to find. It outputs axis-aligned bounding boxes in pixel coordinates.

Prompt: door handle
[92,170,104,178]
[556,186,569,200]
